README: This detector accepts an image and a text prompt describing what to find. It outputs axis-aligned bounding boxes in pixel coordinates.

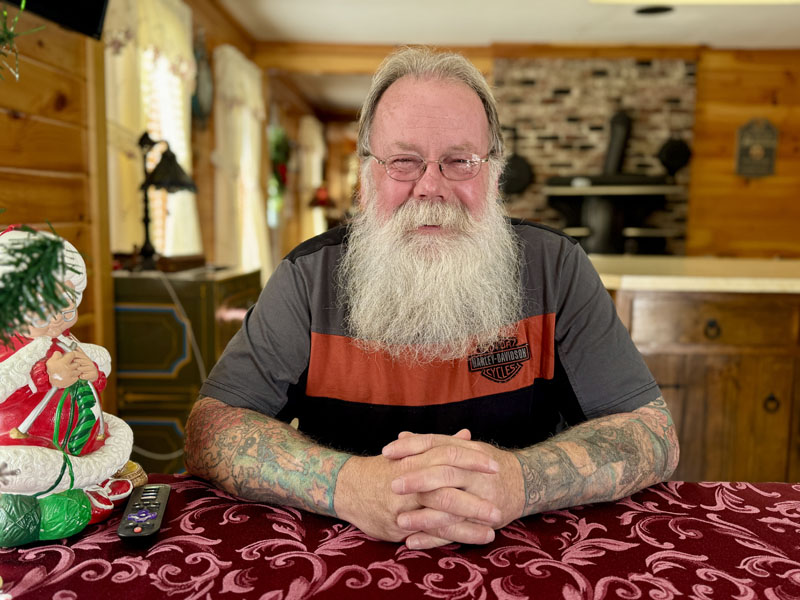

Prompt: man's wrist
[332,455,366,523]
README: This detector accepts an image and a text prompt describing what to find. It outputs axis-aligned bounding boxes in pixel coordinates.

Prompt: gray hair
[357,46,505,173]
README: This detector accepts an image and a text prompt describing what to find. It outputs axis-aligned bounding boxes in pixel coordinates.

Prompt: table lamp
[137,132,197,270]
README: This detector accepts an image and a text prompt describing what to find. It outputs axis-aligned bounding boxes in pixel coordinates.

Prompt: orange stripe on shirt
[306,313,555,407]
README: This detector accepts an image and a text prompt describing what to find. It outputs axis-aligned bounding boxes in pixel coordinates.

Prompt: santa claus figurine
[0,226,143,547]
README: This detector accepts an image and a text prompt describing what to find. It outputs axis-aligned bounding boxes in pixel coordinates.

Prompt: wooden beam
[491,43,703,61]
[85,37,116,413]
[253,42,493,75]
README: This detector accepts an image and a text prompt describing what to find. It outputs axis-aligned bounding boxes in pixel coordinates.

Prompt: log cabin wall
[686,49,800,257]
[0,11,115,410]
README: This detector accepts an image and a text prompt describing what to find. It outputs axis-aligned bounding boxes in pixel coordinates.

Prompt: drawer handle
[703,318,721,340]
[763,394,780,413]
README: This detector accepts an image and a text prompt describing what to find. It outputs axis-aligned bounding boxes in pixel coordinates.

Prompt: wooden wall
[686,50,800,257]
[0,11,115,410]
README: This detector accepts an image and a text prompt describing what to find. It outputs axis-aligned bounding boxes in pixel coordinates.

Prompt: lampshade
[141,147,197,193]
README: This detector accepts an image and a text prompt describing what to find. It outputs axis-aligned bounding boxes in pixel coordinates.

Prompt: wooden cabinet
[614,290,800,482]
[113,267,261,474]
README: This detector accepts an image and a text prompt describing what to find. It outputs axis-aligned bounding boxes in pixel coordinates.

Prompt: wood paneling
[254,42,493,75]
[3,57,86,126]
[11,11,86,76]
[0,170,89,221]
[0,111,86,171]
[0,10,113,410]
[687,49,800,257]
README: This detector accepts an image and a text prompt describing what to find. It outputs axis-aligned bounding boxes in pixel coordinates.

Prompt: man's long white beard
[337,185,522,364]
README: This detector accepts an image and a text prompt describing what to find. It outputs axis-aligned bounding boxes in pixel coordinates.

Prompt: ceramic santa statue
[0,226,142,547]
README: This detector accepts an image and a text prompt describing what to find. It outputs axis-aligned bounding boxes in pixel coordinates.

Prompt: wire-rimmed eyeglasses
[25,307,77,328]
[368,153,489,182]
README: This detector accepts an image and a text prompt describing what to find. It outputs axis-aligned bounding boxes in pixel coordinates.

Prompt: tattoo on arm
[184,397,352,517]
[515,396,680,516]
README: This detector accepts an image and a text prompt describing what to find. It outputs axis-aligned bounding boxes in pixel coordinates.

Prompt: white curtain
[212,45,271,282]
[104,0,202,258]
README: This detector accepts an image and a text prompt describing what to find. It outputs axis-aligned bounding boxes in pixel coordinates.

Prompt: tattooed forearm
[184,397,352,516]
[515,397,679,516]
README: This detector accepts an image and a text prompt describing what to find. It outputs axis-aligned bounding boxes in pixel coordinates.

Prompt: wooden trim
[491,43,703,61]
[188,0,255,56]
[85,37,117,415]
[253,42,493,75]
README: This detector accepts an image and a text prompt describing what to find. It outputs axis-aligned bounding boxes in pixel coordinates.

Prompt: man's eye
[445,156,474,166]
[389,157,421,168]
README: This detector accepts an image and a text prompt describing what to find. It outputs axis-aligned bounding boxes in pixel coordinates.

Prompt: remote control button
[133,526,142,533]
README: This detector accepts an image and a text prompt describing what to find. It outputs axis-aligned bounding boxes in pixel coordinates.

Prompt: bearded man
[184,46,679,550]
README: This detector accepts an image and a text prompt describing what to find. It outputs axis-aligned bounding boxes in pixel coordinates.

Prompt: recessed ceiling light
[635,5,675,14]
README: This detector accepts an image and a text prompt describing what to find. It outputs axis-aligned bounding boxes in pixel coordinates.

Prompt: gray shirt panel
[199,258,311,416]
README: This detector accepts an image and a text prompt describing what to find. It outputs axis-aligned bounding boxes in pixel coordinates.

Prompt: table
[2,475,799,599]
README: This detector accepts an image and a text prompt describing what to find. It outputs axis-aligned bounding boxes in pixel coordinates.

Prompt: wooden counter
[591,254,800,293]
[590,255,800,483]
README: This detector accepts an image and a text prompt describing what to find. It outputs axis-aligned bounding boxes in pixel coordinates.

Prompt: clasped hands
[46,349,99,388]
[335,429,525,550]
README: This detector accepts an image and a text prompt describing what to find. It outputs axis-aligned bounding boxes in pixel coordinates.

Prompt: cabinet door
[644,353,793,482]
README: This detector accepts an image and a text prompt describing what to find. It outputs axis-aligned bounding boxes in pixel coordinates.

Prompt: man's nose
[412,162,448,200]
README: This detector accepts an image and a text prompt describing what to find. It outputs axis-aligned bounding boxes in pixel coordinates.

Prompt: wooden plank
[491,43,702,61]
[0,55,86,126]
[0,169,89,222]
[10,10,86,77]
[254,42,493,75]
[686,47,800,258]
[0,110,86,172]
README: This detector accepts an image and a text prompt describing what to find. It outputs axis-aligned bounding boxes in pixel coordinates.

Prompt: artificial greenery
[1,0,44,81]
[0,225,78,345]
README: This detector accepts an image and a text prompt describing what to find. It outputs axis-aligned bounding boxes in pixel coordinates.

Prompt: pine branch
[0,226,78,344]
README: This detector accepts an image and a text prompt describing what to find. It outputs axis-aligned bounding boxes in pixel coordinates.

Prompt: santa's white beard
[337,183,522,364]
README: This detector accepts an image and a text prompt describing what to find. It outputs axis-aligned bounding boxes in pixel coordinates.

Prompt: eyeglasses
[369,153,489,182]
[26,308,77,329]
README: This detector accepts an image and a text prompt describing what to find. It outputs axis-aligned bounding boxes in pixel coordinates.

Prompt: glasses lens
[441,155,482,180]
[62,309,77,321]
[26,311,50,328]
[385,155,424,181]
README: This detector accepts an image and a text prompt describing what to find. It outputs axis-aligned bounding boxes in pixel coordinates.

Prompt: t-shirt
[200,219,660,455]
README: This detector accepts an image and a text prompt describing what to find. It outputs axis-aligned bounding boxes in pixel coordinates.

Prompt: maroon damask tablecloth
[2,474,800,599]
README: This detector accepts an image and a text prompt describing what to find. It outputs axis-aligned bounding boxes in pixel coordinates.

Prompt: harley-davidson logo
[468,337,530,383]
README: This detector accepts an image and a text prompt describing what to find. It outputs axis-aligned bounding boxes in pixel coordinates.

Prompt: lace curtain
[104,0,202,258]
[212,45,272,282]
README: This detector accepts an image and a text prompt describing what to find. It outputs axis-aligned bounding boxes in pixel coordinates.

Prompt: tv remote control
[117,483,170,542]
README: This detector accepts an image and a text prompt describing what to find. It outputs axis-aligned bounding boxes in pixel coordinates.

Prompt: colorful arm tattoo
[184,397,352,517]
[515,396,680,516]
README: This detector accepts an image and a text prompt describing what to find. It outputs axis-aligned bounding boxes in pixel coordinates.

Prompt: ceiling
[218,0,800,116]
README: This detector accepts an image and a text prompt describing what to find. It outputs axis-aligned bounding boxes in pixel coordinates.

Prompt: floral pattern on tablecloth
[2,475,800,599]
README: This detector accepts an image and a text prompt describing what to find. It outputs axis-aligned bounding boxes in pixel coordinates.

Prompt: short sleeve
[554,244,660,418]
[199,259,311,416]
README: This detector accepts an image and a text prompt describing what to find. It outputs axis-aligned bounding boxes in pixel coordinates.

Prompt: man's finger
[396,428,471,442]
[383,432,482,460]
[390,447,499,493]
[405,520,495,549]
[400,488,501,526]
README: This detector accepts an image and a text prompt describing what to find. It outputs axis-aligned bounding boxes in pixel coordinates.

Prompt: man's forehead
[372,76,489,149]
